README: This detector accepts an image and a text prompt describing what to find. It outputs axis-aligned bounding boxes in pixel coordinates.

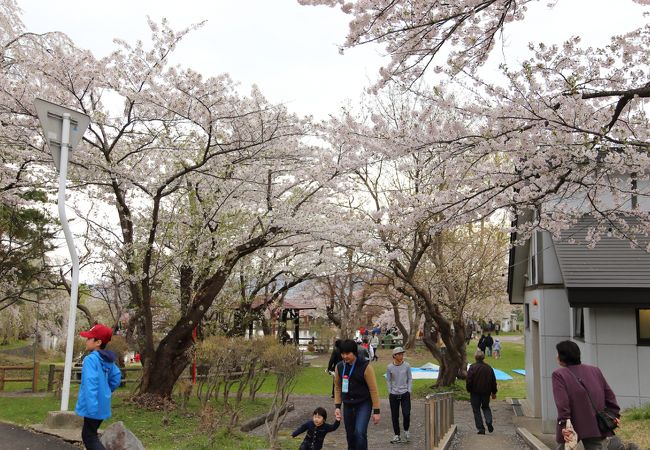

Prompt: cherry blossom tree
[307,90,511,384]
[300,0,650,85]
[1,8,342,399]
[310,247,376,339]
[302,0,650,238]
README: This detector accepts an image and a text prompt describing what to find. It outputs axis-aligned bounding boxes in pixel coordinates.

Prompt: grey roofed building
[507,212,650,434]
[554,217,650,306]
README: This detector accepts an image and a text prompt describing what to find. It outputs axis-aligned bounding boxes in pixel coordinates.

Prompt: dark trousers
[470,393,493,432]
[82,417,105,450]
[389,392,411,435]
[343,400,372,450]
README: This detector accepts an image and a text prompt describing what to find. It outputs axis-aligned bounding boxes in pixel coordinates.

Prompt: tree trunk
[261,315,272,336]
[421,313,467,387]
[140,332,193,397]
[137,230,278,398]
[405,311,421,350]
[390,296,421,350]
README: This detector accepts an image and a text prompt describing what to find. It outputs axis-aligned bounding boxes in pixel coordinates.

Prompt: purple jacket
[551,364,620,443]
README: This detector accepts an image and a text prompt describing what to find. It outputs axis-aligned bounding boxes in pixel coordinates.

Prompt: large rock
[100,421,145,450]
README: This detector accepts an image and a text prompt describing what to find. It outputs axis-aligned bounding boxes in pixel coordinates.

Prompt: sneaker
[403,430,410,442]
[487,423,494,433]
[477,430,486,435]
[390,435,401,444]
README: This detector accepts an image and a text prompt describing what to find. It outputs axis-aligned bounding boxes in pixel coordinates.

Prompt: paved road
[0,422,79,450]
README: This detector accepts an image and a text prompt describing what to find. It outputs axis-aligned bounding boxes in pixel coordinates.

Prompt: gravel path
[248,395,530,449]
[449,399,530,450]
[248,394,425,449]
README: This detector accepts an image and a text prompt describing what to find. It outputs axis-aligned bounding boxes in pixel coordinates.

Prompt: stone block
[44,411,83,429]
[100,421,145,450]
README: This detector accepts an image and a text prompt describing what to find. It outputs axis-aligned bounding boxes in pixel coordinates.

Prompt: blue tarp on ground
[493,368,513,380]
[513,369,526,376]
[407,363,513,380]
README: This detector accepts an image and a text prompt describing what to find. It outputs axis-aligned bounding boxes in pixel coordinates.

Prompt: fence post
[47,364,55,392]
[436,395,442,447]
[430,395,435,447]
[424,392,455,449]
[424,396,432,449]
[0,368,4,391]
[32,364,40,392]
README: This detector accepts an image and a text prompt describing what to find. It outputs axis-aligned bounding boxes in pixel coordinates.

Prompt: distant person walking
[328,340,343,399]
[492,339,501,359]
[386,347,412,444]
[370,333,379,361]
[552,341,620,450]
[485,333,494,357]
[334,339,381,450]
[477,332,487,353]
[466,350,497,435]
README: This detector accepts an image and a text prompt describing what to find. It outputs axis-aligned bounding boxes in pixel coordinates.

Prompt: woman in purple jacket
[552,341,621,450]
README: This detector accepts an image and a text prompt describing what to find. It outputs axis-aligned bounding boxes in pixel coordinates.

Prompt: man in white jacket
[386,347,412,444]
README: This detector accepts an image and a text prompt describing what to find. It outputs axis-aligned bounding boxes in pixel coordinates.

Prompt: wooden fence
[424,392,454,449]
[0,364,39,392]
[46,365,142,392]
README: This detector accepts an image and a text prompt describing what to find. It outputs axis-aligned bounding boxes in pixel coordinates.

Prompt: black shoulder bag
[566,367,618,434]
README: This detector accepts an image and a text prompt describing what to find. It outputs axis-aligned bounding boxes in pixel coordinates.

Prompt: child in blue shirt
[292,406,340,450]
[75,324,122,450]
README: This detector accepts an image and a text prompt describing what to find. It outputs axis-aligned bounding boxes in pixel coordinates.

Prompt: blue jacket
[75,350,122,420]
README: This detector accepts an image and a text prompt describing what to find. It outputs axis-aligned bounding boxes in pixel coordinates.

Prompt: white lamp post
[34,98,90,411]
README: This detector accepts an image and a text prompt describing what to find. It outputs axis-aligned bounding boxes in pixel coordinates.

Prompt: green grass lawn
[0,339,32,351]
[3,335,648,448]
[619,403,650,449]
[0,389,277,449]
[256,339,527,401]
[0,338,525,448]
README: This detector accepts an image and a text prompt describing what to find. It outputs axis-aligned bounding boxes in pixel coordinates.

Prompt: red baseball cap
[80,324,113,344]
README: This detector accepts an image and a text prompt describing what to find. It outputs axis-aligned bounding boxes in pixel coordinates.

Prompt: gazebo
[277,299,317,346]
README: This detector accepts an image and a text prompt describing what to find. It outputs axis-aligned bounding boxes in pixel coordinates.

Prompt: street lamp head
[33,98,90,171]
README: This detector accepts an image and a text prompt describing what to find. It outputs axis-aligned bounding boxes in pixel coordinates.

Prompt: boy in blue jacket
[75,324,122,450]
[292,406,340,450]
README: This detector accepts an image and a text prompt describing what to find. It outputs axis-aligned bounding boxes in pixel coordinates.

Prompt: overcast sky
[17,0,648,120]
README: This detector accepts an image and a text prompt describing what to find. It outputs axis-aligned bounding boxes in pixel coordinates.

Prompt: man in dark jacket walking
[466,350,497,434]
[328,340,343,398]
[485,333,494,357]
[477,332,487,353]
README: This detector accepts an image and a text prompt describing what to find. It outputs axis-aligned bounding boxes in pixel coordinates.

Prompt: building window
[637,309,650,345]
[573,308,584,340]
[524,303,530,330]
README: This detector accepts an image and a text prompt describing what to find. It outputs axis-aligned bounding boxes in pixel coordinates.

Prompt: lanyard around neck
[343,361,356,378]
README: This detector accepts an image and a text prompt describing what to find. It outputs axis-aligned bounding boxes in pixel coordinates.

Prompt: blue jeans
[343,400,372,450]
